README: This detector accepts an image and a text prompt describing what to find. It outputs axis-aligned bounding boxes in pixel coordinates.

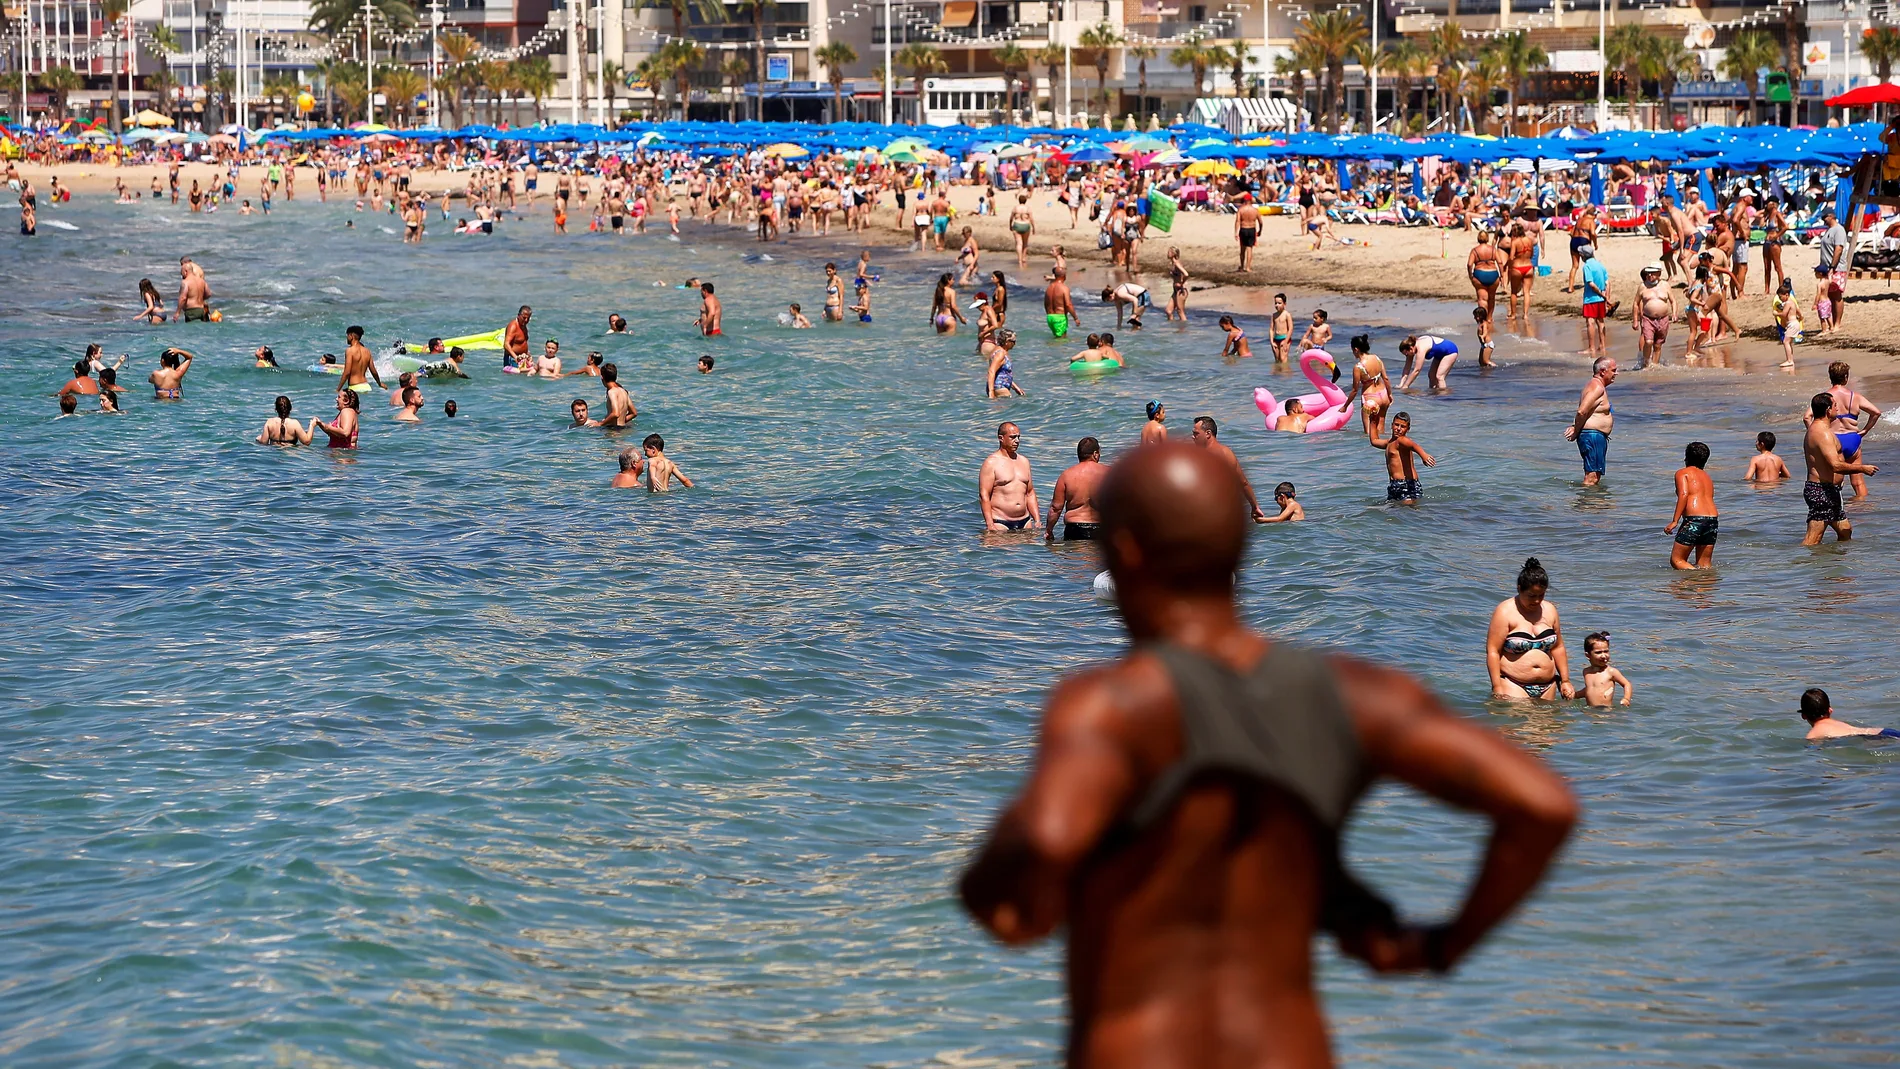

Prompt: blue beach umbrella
[1588,164,1604,207]
[1665,172,1680,203]
[1835,175,1855,224]
[1698,169,1718,208]
[1065,144,1114,163]
[1412,159,1424,198]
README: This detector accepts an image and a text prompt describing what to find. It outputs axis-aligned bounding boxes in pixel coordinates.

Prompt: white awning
[1222,96,1304,133]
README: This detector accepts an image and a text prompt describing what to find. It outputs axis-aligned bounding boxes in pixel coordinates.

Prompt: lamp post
[1062,0,1072,127]
[1369,0,1378,132]
[365,0,376,125]
[430,0,442,127]
[593,0,606,125]
[1595,0,1606,128]
[883,0,891,123]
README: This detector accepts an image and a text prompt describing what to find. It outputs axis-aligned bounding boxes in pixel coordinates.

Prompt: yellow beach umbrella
[1183,159,1240,177]
[762,142,809,158]
[133,109,174,127]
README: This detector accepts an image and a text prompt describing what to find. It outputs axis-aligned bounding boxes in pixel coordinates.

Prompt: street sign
[766,53,792,82]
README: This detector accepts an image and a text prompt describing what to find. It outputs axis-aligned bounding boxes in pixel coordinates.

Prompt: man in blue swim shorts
[1563,356,1617,487]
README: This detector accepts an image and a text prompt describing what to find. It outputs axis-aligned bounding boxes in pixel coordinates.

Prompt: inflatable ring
[1069,359,1123,372]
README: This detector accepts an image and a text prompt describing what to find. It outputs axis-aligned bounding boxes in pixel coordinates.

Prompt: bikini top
[1502,628,1558,655]
[1116,642,1390,937]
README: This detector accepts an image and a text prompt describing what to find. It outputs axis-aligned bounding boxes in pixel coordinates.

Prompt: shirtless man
[1652,198,1681,282]
[1632,262,1674,369]
[341,325,383,394]
[59,359,100,402]
[1043,268,1079,339]
[598,362,636,428]
[1190,415,1268,523]
[394,386,424,423]
[611,449,645,487]
[1660,194,1695,280]
[1141,401,1168,445]
[175,259,211,322]
[1234,194,1261,272]
[1275,399,1311,432]
[1803,392,1879,545]
[1563,356,1616,487]
[696,282,723,336]
[979,421,1039,531]
[959,441,1576,1069]
[1045,437,1109,542]
[503,305,533,370]
[1664,441,1718,569]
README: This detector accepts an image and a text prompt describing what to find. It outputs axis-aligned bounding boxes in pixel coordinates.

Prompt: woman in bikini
[1506,222,1538,325]
[256,395,312,446]
[931,273,966,335]
[990,270,1009,326]
[1337,334,1392,439]
[1467,230,1504,320]
[956,226,980,285]
[149,348,195,400]
[1486,557,1574,701]
[1759,196,1787,298]
[312,389,361,449]
[1565,205,1598,294]
[1008,195,1035,268]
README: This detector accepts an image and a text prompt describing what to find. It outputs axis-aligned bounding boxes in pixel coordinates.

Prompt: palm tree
[1298,10,1366,134]
[36,65,84,120]
[333,76,368,122]
[815,40,857,122]
[1865,26,1900,85]
[1720,29,1780,127]
[1781,2,1804,129]
[995,42,1029,120]
[1641,37,1698,130]
[147,68,178,124]
[633,0,726,43]
[1425,19,1465,132]
[733,0,776,121]
[1036,43,1065,121]
[1227,40,1254,99]
[100,0,131,132]
[1272,53,1305,130]
[600,60,625,124]
[661,39,706,121]
[1125,43,1154,119]
[722,56,750,122]
[1078,22,1120,113]
[512,55,556,122]
[260,73,301,125]
[896,42,947,120]
[1487,31,1546,135]
[436,31,481,127]
[1169,36,1212,100]
[375,67,421,124]
[1463,50,1505,134]
[636,54,674,119]
[1600,23,1651,128]
[307,0,415,58]
[1383,39,1423,134]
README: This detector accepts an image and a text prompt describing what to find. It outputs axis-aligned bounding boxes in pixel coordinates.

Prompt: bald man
[1189,414,1269,522]
[960,442,1576,1069]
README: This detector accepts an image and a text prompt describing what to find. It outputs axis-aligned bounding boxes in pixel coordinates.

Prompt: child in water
[1580,632,1632,708]
[788,303,812,329]
[1473,305,1496,367]
[1371,411,1435,503]
[850,278,872,323]
[1744,431,1790,482]
[642,434,694,492]
[1218,315,1252,360]
[1262,482,1304,523]
[1773,277,1803,368]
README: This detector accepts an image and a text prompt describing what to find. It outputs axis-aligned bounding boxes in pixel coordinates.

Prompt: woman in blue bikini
[1486,557,1574,701]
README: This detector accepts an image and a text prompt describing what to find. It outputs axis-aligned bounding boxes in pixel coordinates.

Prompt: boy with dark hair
[1666,441,1718,569]
[1800,688,1900,741]
[1744,431,1789,482]
[1372,411,1435,504]
[1262,482,1304,523]
[643,434,693,492]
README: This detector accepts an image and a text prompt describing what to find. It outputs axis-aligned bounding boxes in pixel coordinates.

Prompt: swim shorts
[933,216,949,235]
[1674,514,1719,547]
[1047,313,1071,338]
[1582,301,1607,319]
[1641,315,1670,345]
[1805,480,1846,523]
[183,307,209,322]
[1386,478,1422,502]
[1063,521,1100,541]
[1576,428,1609,476]
[1238,227,1257,248]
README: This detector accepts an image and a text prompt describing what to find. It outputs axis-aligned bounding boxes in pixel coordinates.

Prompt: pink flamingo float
[1255,348,1355,433]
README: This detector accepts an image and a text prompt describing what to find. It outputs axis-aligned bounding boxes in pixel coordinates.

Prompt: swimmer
[1217,315,1252,360]
[607,314,629,333]
[931,274,967,335]
[1096,332,1124,366]
[788,303,813,329]
[394,385,424,423]
[1275,398,1311,433]
[1297,309,1332,353]
[698,355,715,374]
[1338,335,1392,439]
[1397,334,1459,391]
[1815,361,1882,500]
[1262,481,1304,522]
[134,278,165,324]
[1371,411,1435,504]
[598,362,636,428]
[421,347,470,379]
[1744,431,1790,482]
[565,351,604,377]
[979,421,1039,531]
[570,399,599,427]
[312,388,361,448]
[1044,267,1078,338]
[1045,436,1108,542]
[986,329,1025,398]
[342,325,382,392]
[850,278,872,323]
[1141,401,1167,445]
[58,395,77,417]
[1800,688,1900,741]
[611,448,645,488]
[536,339,563,377]
[822,262,845,322]
[149,347,196,399]
[444,399,458,418]
[1189,415,1269,523]
[696,282,723,336]
[175,258,211,322]
[98,389,121,414]
[389,371,416,406]
[1487,557,1573,700]
[59,359,100,402]
[1269,293,1293,363]
[1665,441,1719,569]
[642,434,693,492]
[1579,632,1631,708]
[254,345,279,368]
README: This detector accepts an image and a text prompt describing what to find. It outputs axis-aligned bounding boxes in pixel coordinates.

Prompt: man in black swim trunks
[1046,436,1108,542]
[960,441,1576,1069]
[1234,195,1261,273]
[1802,392,1879,545]
[979,421,1039,531]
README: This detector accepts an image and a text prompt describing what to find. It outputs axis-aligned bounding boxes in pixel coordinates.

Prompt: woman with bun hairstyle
[1486,557,1574,701]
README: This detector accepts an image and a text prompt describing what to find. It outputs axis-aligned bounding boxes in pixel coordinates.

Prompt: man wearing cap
[1817,209,1849,328]
[1578,244,1612,356]
[1632,261,1674,368]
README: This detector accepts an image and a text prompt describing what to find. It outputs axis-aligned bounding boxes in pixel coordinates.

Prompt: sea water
[3,197,1898,1067]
